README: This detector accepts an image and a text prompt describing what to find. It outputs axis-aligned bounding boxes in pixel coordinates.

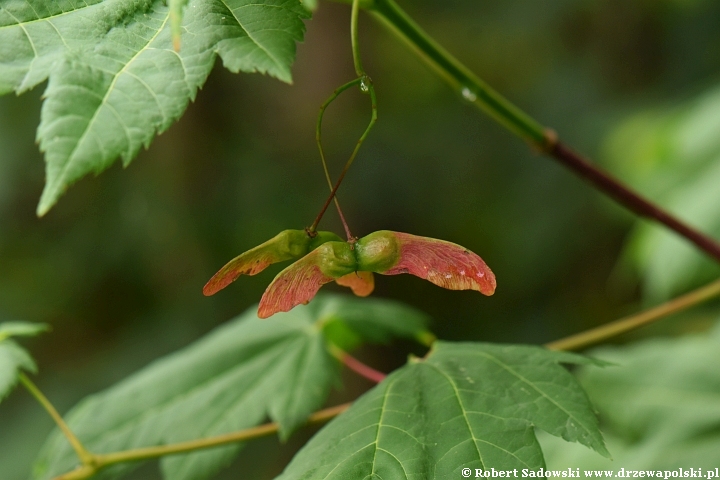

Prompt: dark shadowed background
[3,0,720,477]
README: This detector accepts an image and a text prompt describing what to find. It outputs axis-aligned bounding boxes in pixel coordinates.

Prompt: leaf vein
[466,351,597,439]
[219,0,285,73]
[49,12,171,197]
[424,363,487,469]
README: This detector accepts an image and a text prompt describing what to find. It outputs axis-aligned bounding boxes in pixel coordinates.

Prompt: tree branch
[545,277,720,351]
[331,0,720,263]
[53,403,352,480]
[19,374,96,467]
[549,143,720,261]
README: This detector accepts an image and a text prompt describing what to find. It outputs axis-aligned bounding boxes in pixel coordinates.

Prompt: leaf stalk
[329,344,387,383]
[52,403,352,480]
[19,374,96,467]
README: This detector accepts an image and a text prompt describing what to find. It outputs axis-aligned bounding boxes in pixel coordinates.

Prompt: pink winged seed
[258,251,335,319]
[203,251,276,296]
[382,232,496,295]
[335,271,375,297]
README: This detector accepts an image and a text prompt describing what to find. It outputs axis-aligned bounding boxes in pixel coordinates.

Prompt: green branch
[351,0,365,76]
[329,0,720,262]
[52,403,351,480]
[546,278,720,351]
[357,0,547,145]
[19,374,95,467]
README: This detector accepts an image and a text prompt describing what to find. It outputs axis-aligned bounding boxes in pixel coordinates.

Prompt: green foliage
[0,341,35,404]
[319,295,433,349]
[542,323,720,469]
[278,342,607,479]
[0,321,49,342]
[605,84,720,300]
[0,321,46,404]
[0,0,310,215]
[300,0,318,11]
[33,295,430,480]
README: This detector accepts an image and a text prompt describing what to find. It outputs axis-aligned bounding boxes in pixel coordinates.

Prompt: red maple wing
[335,271,375,297]
[382,232,496,295]
[257,250,335,319]
[203,248,280,296]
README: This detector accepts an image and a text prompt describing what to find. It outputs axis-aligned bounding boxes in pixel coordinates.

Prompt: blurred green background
[3,0,720,477]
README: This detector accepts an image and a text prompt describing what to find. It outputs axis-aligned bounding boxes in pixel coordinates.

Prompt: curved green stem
[545,277,720,351]
[19,374,96,467]
[314,77,364,239]
[367,0,547,146]
[351,0,365,76]
[308,0,376,238]
[309,77,378,235]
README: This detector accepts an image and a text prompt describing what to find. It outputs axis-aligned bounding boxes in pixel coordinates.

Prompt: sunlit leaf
[278,342,607,479]
[33,295,431,480]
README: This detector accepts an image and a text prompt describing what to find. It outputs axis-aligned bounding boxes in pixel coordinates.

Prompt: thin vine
[308,0,378,239]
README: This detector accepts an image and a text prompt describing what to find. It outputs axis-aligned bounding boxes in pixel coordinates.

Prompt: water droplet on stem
[461,87,477,102]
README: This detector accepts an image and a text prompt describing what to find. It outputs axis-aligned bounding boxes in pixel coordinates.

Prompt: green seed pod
[313,241,358,278]
[309,231,345,251]
[355,230,401,273]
